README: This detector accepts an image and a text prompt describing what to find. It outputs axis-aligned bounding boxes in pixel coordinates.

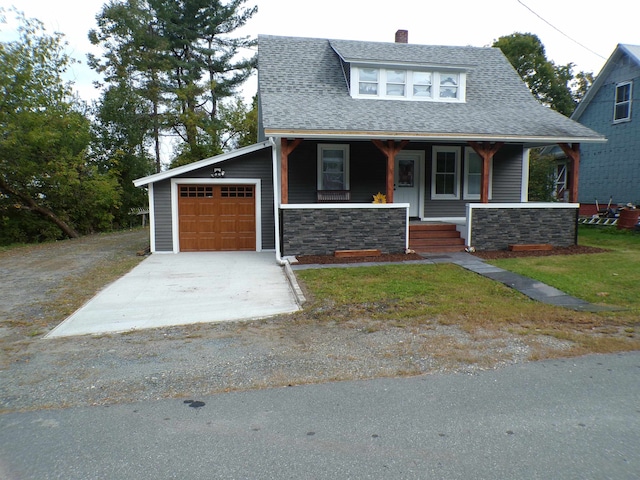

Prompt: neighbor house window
[353,67,465,101]
[613,81,632,122]
[318,144,350,191]
[431,146,460,199]
[463,147,492,200]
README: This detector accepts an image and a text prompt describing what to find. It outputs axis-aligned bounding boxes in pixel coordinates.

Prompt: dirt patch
[0,230,149,341]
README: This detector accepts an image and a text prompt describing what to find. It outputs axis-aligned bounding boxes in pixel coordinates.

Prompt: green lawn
[488,226,640,309]
[295,225,640,354]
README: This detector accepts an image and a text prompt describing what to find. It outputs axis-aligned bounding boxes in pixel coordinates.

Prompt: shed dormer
[330,34,469,103]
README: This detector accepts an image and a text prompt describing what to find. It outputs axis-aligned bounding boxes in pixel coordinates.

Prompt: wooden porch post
[558,143,580,203]
[280,138,302,204]
[372,140,409,203]
[468,141,504,203]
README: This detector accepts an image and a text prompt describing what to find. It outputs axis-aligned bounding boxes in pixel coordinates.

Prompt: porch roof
[257,35,605,146]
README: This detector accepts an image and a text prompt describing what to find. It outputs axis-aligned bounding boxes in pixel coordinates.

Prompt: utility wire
[517,0,607,62]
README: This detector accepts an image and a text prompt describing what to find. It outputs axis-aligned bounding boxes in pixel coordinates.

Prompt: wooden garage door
[178,184,256,251]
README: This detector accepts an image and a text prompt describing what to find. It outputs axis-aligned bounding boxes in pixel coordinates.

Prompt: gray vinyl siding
[287,141,386,203]
[152,180,173,252]
[491,145,523,202]
[423,143,523,216]
[149,147,275,252]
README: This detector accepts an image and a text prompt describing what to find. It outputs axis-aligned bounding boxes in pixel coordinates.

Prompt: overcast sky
[1,0,637,103]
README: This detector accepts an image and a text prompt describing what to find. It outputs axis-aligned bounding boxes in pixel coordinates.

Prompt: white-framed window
[439,73,459,99]
[431,146,460,199]
[317,144,350,191]
[613,81,632,123]
[463,147,492,200]
[385,69,406,97]
[352,67,466,102]
[413,71,432,97]
[358,68,379,96]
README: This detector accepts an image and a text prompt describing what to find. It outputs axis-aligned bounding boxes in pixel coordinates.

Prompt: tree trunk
[0,177,80,238]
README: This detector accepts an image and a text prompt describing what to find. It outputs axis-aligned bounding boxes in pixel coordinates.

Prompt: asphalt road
[1,352,638,480]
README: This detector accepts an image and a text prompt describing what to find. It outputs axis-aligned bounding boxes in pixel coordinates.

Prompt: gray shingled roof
[257,35,604,144]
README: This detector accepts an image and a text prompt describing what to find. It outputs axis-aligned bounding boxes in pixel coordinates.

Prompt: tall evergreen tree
[89,0,257,168]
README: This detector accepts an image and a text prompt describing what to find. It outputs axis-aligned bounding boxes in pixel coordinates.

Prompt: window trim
[431,146,461,200]
[463,147,492,200]
[613,81,632,123]
[317,144,350,191]
[352,66,466,102]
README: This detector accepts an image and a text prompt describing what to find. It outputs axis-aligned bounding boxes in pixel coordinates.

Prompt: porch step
[409,223,466,253]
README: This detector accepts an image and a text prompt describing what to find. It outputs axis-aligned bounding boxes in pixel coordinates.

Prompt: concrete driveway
[46,252,301,338]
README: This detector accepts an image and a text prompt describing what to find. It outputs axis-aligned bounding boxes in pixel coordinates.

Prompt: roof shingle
[258,35,604,143]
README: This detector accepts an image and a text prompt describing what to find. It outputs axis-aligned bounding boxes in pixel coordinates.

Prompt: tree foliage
[527,150,557,202]
[90,83,155,228]
[493,33,596,201]
[218,94,258,151]
[0,10,120,244]
[89,0,257,168]
[493,33,593,116]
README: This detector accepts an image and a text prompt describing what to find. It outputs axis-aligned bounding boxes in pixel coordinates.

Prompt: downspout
[270,137,287,266]
[270,137,306,306]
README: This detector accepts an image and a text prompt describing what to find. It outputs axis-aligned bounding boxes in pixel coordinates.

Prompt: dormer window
[352,66,465,102]
[358,68,379,95]
[439,74,458,98]
[386,70,406,96]
[413,72,432,97]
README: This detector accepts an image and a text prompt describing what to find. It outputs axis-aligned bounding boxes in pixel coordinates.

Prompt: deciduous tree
[493,33,592,116]
[0,10,119,243]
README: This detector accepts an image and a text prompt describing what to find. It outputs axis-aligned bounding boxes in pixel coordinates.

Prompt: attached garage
[133,141,275,254]
[178,184,256,251]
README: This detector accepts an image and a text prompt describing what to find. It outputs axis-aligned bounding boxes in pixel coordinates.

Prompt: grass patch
[295,227,640,356]
[487,226,640,309]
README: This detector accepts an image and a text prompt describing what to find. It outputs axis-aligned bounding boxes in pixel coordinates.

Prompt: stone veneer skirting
[281,205,407,256]
[469,204,579,251]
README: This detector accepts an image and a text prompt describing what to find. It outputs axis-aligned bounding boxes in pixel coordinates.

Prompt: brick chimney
[395,29,408,43]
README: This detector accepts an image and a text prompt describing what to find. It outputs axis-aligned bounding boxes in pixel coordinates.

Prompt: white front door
[395,152,423,217]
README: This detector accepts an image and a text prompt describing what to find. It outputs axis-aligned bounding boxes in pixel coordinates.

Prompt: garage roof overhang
[133,140,274,188]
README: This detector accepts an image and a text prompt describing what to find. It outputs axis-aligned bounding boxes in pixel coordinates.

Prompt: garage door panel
[178,184,255,251]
